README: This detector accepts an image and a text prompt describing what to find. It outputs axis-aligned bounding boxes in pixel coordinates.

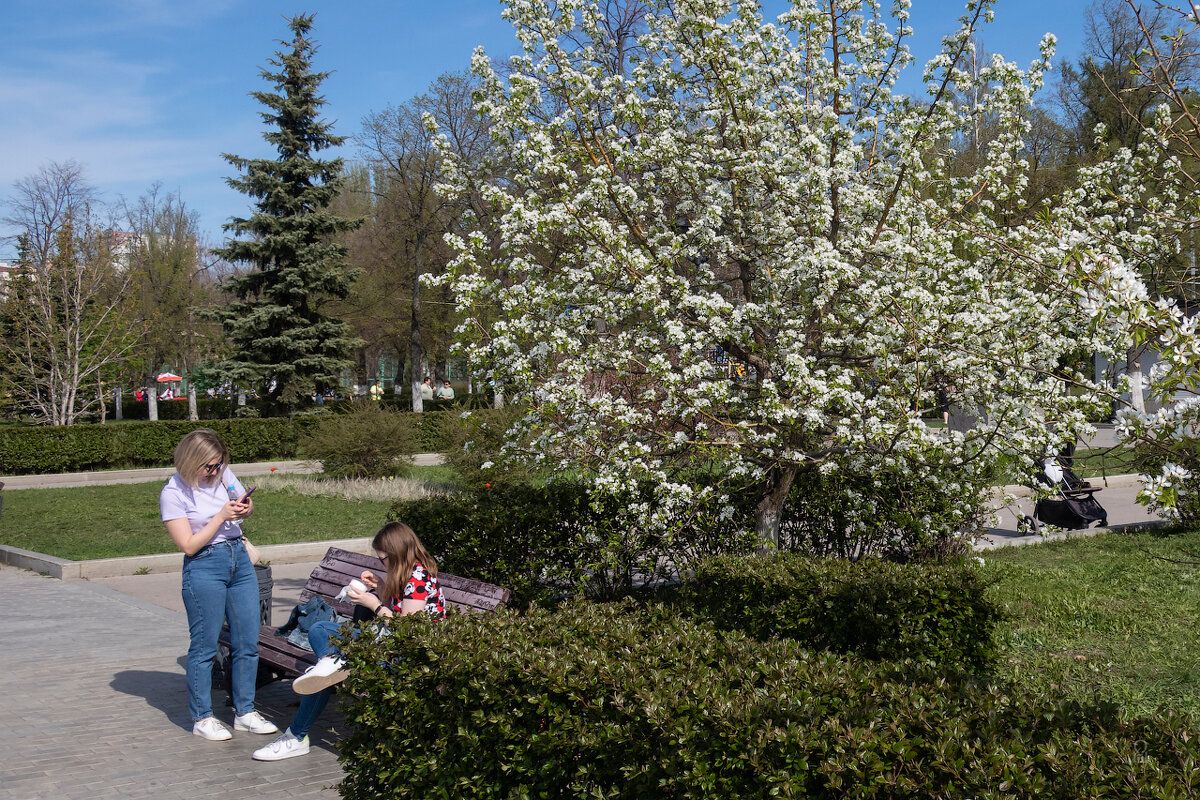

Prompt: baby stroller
[1018,445,1108,534]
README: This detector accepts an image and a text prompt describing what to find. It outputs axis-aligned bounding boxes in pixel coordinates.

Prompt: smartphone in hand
[238,486,256,504]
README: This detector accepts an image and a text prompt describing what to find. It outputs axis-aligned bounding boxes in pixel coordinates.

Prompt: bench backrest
[298,546,511,618]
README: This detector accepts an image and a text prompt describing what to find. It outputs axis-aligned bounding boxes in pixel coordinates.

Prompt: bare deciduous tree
[0,193,139,425]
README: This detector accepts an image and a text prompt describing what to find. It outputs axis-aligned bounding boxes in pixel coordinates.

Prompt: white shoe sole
[291,666,349,695]
[252,741,310,761]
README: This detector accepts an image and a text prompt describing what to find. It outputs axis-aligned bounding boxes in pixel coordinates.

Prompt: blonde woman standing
[160,428,278,741]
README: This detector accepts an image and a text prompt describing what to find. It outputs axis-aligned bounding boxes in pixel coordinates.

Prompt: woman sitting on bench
[252,521,446,761]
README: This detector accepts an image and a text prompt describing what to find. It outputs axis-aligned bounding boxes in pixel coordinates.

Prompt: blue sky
[0,0,1096,259]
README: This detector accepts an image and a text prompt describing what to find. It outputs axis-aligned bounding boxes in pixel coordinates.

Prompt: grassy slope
[984,528,1200,718]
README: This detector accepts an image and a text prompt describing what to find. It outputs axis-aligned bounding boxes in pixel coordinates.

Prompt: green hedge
[337,601,1200,800]
[392,482,606,609]
[0,418,317,474]
[664,553,1000,672]
[392,481,759,608]
[0,406,506,475]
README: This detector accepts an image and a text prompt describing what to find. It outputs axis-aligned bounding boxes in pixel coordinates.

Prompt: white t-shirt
[160,468,247,545]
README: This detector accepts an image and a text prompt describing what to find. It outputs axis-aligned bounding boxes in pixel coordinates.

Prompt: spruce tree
[209,14,360,407]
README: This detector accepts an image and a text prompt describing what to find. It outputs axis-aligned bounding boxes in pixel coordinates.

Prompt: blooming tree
[1042,0,1200,522]
[437,0,1123,549]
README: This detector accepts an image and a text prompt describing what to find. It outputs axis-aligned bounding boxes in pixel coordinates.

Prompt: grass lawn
[0,480,395,561]
[984,527,1200,719]
[1073,445,1137,479]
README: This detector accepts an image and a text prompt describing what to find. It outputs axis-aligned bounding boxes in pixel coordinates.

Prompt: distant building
[102,230,143,272]
[0,261,20,298]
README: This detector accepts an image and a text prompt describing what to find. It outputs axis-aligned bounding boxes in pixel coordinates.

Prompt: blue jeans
[288,619,341,739]
[181,537,260,721]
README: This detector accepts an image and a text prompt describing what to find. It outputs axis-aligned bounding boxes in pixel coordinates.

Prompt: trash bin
[255,563,273,627]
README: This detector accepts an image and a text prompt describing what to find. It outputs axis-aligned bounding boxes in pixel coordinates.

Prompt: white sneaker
[251,730,310,761]
[192,717,232,741]
[234,710,279,735]
[291,656,348,695]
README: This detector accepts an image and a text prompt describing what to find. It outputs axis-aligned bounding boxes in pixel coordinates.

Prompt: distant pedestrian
[160,428,278,742]
[420,376,434,403]
[435,380,455,401]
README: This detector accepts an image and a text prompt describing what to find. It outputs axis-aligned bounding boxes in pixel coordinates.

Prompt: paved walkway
[0,461,361,799]
[0,563,345,800]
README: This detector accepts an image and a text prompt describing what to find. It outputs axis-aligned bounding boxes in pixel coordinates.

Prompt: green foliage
[432,403,544,484]
[664,553,1000,673]
[206,14,361,406]
[393,480,759,609]
[337,601,1200,800]
[398,482,758,606]
[1134,440,1200,524]
[102,396,278,421]
[778,461,991,559]
[299,401,417,479]
[0,418,315,474]
[392,482,597,609]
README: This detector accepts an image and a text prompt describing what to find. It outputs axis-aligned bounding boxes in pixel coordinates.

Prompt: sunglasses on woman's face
[202,461,223,474]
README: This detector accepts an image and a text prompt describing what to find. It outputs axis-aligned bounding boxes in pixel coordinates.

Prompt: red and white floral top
[386,562,446,618]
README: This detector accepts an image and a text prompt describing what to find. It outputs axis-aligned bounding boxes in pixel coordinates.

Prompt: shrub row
[337,601,1200,800]
[0,418,317,474]
[394,482,621,609]
[401,481,997,671]
[393,481,760,609]
[0,406,510,475]
[662,553,999,672]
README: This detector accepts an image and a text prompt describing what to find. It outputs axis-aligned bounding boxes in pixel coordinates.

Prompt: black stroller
[1018,444,1107,534]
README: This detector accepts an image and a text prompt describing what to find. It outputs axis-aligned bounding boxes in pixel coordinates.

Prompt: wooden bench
[219,546,511,686]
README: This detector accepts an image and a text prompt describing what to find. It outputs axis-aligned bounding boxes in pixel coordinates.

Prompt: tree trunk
[1126,346,1146,415]
[115,386,123,421]
[148,380,159,421]
[411,270,424,413]
[754,465,798,551]
[187,383,198,421]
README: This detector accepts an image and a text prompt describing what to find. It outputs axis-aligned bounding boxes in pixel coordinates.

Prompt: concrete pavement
[0,562,346,800]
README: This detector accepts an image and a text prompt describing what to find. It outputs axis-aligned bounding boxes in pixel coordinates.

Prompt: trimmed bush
[392,482,599,608]
[337,601,1200,800]
[777,461,989,559]
[666,552,1000,672]
[393,481,759,608]
[0,418,316,474]
[299,402,418,478]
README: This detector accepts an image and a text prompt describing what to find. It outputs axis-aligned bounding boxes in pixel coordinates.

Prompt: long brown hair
[372,521,438,605]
